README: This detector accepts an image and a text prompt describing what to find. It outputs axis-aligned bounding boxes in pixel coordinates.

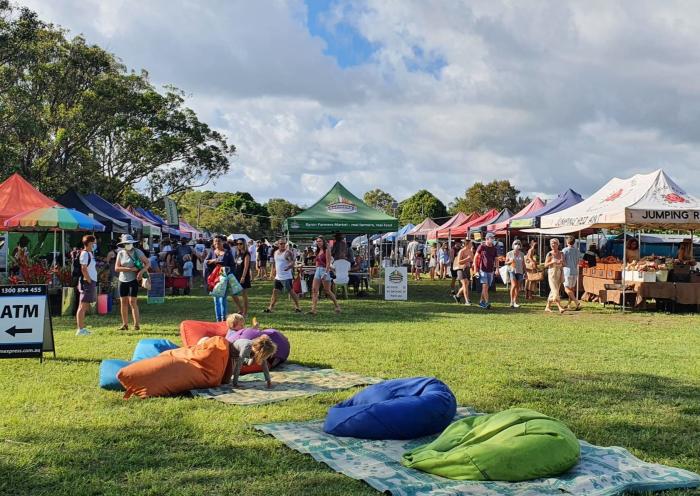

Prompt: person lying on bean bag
[227,334,277,389]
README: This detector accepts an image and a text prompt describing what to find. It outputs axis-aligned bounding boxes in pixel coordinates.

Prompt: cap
[485,232,495,240]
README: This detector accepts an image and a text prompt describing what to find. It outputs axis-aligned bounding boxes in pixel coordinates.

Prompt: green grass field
[1,278,699,495]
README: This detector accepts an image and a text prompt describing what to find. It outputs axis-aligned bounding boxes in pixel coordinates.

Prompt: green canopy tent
[284,182,398,237]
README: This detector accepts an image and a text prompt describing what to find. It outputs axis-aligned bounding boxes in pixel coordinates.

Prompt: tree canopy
[398,190,448,225]
[0,2,234,204]
[363,188,396,215]
[450,180,530,214]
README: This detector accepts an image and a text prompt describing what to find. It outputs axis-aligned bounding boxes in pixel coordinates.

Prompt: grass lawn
[1,278,699,495]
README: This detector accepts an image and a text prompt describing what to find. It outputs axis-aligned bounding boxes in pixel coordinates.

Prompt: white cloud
[20,0,700,207]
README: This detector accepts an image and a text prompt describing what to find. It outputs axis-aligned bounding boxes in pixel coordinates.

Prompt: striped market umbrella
[4,206,106,231]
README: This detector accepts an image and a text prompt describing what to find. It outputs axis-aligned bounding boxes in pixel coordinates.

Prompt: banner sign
[164,197,180,227]
[0,284,55,360]
[384,267,408,301]
[147,273,165,304]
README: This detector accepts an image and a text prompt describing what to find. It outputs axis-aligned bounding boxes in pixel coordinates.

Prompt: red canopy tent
[447,209,499,238]
[429,212,477,240]
[0,173,61,225]
[487,197,545,234]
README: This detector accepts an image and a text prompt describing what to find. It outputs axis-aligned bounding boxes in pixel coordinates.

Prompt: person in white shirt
[76,235,98,336]
[248,239,257,282]
[264,239,301,313]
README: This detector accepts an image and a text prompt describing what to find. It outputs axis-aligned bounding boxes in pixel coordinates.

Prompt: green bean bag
[401,408,580,481]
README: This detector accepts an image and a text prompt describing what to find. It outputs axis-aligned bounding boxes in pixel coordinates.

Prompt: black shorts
[236,273,252,289]
[451,268,458,279]
[119,279,139,298]
[274,279,293,292]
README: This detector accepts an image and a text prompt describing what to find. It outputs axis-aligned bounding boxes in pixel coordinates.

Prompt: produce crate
[606,263,623,272]
[606,270,622,281]
[595,269,606,278]
[623,270,655,283]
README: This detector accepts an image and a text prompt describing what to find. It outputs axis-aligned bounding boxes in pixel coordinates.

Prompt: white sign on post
[0,285,54,360]
[384,267,408,301]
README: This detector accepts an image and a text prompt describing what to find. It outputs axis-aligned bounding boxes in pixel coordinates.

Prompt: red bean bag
[179,320,290,374]
[117,336,231,399]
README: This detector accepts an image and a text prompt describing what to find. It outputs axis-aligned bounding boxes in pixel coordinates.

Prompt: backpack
[72,251,91,278]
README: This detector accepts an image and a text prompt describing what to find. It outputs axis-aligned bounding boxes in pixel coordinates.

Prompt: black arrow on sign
[5,326,32,337]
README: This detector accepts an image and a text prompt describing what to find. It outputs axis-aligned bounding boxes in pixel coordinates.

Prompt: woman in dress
[544,238,566,313]
[525,239,539,300]
[232,238,252,317]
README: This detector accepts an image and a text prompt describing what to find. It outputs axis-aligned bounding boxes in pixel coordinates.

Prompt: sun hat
[117,234,137,247]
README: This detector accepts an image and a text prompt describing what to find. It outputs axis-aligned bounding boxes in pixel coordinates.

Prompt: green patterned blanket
[190,363,381,406]
[255,407,700,495]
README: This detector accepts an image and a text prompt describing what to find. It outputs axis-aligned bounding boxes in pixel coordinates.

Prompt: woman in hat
[114,234,150,330]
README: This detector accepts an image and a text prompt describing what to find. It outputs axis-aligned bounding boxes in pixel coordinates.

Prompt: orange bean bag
[117,336,232,399]
[179,320,265,375]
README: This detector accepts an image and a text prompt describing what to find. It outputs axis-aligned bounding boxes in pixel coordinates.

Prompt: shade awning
[57,190,129,234]
[85,193,143,233]
[4,206,106,231]
[0,173,61,225]
[509,189,583,229]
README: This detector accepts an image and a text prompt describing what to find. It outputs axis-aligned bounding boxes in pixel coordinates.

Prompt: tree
[398,190,448,225]
[450,180,530,214]
[175,190,268,238]
[0,3,234,204]
[265,198,301,236]
[363,189,396,215]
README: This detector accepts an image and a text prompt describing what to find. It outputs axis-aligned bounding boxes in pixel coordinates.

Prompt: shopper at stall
[626,238,641,262]
[583,243,599,268]
[309,236,341,315]
[562,236,582,311]
[256,240,269,279]
[114,234,150,330]
[264,238,301,313]
[207,236,234,321]
[525,239,539,300]
[449,241,462,294]
[248,239,257,282]
[475,233,499,309]
[75,235,97,336]
[677,239,695,262]
[407,238,420,275]
[544,238,566,314]
[414,250,425,280]
[428,244,438,280]
[232,238,252,317]
[505,240,525,308]
[453,240,473,305]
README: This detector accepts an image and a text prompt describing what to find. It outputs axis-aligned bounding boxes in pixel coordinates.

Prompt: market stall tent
[115,204,160,237]
[537,169,700,233]
[445,209,499,238]
[57,189,129,234]
[382,223,415,242]
[85,193,143,234]
[0,173,61,225]
[469,208,513,239]
[430,212,477,240]
[407,218,439,237]
[284,182,398,236]
[488,197,545,234]
[509,189,583,229]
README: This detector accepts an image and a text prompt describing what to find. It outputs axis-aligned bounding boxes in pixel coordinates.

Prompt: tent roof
[469,208,513,234]
[446,209,500,238]
[407,217,439,236]
[509,189,583,228]
[428,212,478,240]
[382,223,415,241]
[0,173,61,225]
[284,182,398,235]
[57,190,129,234]
[488,197,545,233]
[116,204,161,237]
[85,193,143,232]
[537,169,700,232]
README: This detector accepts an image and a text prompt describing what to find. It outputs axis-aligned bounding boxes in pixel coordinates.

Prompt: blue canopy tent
[85,193,143,234]
[509,189,583,229]
[382,223,416,242]
[56,189,129,234]
[135,207,184,238]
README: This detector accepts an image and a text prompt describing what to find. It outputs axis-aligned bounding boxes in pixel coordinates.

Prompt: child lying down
[198,313,278,389]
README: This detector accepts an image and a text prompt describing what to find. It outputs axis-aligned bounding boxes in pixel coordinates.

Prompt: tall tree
[450,180,530,214]
[265,198,301,236]
[363,189,396,215]
[0,3,234,204]
[398,190,448,225]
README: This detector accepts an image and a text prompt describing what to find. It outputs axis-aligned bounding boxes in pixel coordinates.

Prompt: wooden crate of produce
[606,270,622,281]
[595,269,607,278]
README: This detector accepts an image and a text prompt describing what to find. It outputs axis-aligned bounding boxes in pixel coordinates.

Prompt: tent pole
[622,227,627,313]
[578,230,582,300]
[53,231,57,268]
[61,230,65,268]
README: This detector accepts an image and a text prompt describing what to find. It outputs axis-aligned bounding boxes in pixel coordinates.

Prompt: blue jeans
[479,271,495,286]
[214,296,227,322]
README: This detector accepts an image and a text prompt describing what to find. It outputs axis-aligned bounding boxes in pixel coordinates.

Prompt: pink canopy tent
[487,197,545,234]
[407,217,439,237]
[430,212,477,240]
[447,209,499,238]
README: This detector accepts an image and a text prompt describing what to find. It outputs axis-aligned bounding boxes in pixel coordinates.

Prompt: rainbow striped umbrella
[4,206,106,231]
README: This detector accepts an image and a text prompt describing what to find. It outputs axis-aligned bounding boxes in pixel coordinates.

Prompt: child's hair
[251,335,277,365]
[226,313,245,330]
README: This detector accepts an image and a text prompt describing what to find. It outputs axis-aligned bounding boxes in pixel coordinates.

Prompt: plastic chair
[333,259,351,299]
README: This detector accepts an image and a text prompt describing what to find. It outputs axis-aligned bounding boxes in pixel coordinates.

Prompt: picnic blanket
[190,363,381,406]
[255,407,700,495]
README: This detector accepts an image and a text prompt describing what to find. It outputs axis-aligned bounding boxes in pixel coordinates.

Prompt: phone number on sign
[0,286,45,295]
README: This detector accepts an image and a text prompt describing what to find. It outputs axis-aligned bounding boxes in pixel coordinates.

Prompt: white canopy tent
[531,169,700,311]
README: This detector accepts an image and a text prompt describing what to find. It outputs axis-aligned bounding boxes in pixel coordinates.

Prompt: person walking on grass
[428,244,438,280]
[505,240,525,308]
[114,234,150,331]
[264,239,301,314]
[475,232,499,309]
[452,240,473,306]
[414,250,425,280]
[562,236,582,311]
[449,241,462,295]
[525,239,538,300]
[309,236,340,315]
[232,238,252,317]
[75,235,97,336]
[544,238,566,314]
[248,239,257,282]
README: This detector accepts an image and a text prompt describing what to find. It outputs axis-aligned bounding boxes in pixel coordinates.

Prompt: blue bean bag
[100,339,179,391]
[131,339,179,361]
[323,377,457,440]
[99,359,133,391]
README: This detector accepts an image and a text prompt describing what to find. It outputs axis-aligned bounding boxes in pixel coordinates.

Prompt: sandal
[263,308,272,313]
[294,308,302,313]
[134,325,141,331]
[544,308,552,313]
[118,324,128,331]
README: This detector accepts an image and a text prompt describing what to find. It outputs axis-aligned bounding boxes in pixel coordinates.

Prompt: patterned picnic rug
[255,407,700,495]
[190,363,381,406]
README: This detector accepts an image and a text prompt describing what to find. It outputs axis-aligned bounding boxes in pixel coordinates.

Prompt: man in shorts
[264,238,301,313]
[475,232,498,309]
[76,235,97,336]
[562,236,582,310]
